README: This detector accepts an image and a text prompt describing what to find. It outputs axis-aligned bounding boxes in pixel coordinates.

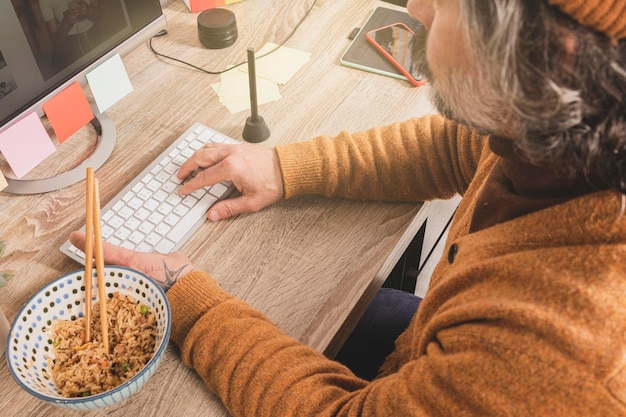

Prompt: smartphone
[366,22,426,87]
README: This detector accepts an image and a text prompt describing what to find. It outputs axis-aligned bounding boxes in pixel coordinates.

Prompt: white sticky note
[86,54,134,113]
[0,113,56,178]
[239,43,311,85]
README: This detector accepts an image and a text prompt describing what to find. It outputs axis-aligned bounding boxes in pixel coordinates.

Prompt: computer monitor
[0,0,167,194]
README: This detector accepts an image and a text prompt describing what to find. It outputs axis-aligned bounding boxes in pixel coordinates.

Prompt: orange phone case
[366,22,427,87]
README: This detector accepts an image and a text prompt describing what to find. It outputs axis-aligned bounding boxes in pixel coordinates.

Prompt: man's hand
[69,231,195,291]
[177,143,284,221]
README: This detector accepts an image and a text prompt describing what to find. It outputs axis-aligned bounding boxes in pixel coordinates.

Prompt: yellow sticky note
[239,43,311,85]
[0,170,7,192]
[213,70,281,113]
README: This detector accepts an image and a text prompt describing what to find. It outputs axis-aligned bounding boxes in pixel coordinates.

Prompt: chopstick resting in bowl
[84,168,109,352]
[84,168,94,342]
[93,177,109,352]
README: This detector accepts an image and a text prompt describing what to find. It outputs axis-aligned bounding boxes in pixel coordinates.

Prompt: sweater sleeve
[167,263,623,417]
[168,272,449,417]
[275,114,486,202]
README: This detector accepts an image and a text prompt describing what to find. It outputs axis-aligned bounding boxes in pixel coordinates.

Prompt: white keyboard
[60,122,238,264]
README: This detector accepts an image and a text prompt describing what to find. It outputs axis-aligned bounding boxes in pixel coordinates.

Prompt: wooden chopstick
[84,168,94,343]
[93,177,109,352]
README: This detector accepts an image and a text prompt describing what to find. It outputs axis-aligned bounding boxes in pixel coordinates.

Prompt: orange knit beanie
[547,0,626,39]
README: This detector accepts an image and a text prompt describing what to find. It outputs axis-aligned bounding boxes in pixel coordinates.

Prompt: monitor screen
[0,0,164,127]
[0,0,166,193]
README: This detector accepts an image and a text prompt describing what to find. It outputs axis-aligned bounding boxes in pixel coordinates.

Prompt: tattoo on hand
[162,260,189,291]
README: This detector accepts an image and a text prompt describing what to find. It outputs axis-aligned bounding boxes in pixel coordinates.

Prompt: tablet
[340,7,422,81]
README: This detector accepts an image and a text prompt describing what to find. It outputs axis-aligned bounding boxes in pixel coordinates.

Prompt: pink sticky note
[0,113,56,178]
[42,82,94,143]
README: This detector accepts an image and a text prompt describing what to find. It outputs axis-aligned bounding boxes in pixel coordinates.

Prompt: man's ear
[562,32,577,66]
[563,33,577,59]
[407,0,435,29]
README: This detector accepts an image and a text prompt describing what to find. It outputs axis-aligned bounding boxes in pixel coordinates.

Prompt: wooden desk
[0,0,440,415]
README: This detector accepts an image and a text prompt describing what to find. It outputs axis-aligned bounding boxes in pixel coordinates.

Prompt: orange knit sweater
[167,114,626,416]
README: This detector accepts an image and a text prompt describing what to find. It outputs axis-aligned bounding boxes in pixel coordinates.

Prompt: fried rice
[48,292,157,397]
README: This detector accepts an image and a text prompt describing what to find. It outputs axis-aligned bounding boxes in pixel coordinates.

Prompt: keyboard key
[191,189,205,199]
[163,163,178,175]
[168,193,218,242]
[166,194,182,206]
[173,204,189,216]
[108,215,124,229]
[137,188,152,200]
[136,242,152,253]
[162,181,178,194]
[128,197,143,210]
[134,207,150,221]
[112,200,124,212]
[155,239,175,254]
[154,190,168,202]
[120,241,136,250]
[114,227,131,241]
[122,191,133,202]
[144,198,159,211]
[155,223,171,236]
[128,231,145,244]
[157,202,173,215]
[102,225,114,239]
[209,182,229,197]
[155,171,170,183]
[118,206,134,219]
[102,210,114,222]
[145,233,161,246]
[182,195,198,208]
[146,180,161,192]
[125,217,141,231]
[197,128,215,142]
[148,212,164,225]
[172,155,186,166]
[138,222,155,234]
[190,139,204,150]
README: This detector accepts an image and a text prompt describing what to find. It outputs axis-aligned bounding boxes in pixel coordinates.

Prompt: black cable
[149,0,318,75]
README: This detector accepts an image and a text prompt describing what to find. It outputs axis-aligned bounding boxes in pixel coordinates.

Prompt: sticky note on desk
[0,170,7,192]
[0,112,56,178]
[212,70,281,114]
[238,43,311,85]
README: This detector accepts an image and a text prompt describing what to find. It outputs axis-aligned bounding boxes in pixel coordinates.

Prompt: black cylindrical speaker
[197,8,238,49]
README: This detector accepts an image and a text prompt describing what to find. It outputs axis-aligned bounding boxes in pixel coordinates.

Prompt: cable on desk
[149,0,318,75]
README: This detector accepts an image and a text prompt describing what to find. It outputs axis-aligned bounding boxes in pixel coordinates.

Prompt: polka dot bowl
[5,266,171,410]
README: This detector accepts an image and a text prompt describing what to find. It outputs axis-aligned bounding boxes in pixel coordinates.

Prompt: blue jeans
[335,287,422,380]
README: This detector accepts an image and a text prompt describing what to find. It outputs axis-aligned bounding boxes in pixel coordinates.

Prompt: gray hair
[455,0,626,191]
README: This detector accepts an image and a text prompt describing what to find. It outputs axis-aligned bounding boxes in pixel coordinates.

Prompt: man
[71,0,626,415]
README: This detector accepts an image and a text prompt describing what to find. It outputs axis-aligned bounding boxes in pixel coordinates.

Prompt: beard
[410,25,521,139]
